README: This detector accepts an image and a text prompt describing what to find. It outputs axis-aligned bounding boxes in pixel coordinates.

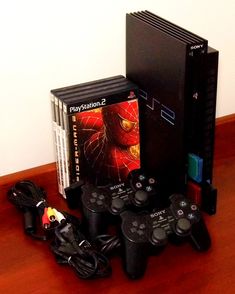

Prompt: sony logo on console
[190,44,204,50]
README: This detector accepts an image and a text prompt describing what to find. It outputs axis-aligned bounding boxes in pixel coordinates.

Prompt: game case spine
[68,113,80,184]
[62,102,71,190]
[59,100,68,197]
[51,94,63,194]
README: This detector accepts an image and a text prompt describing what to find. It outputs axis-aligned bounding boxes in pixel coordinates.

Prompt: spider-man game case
[51,75,127,195]
[51,76,140,196]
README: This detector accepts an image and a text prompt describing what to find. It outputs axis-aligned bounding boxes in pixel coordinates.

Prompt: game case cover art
[70,97,140,184]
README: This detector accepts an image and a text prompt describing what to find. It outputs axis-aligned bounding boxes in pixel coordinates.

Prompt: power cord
[93,234,122,256]
[51,222,111,279]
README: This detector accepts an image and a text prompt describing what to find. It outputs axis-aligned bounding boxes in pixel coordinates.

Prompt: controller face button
[187,213,195,220]
[90,198,96,203]
[138,175,146,181]
[98,194,105,200]
[179,200,187,207]
[177,209,184,216]
[134,190,148,205]
[152,228,167,244]
[111,198,125,212]
[146,186,152,192]
[135,182,143,189]
[149,178,155,184]
[191,204,197,211]
[176,218,191,234]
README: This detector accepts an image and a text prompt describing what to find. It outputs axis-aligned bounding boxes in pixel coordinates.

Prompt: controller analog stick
[176,218,191,235]
[152,228,167,244]
[111,198,125,212]
[134,190,148,206]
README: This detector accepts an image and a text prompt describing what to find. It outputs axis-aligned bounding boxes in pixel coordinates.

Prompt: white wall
[1,0,235,176]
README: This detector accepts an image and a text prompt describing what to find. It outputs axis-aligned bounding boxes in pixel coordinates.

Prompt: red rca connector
[47,206,56,222]
[42,208,50,229]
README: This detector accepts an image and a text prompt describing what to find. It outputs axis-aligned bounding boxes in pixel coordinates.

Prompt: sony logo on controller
[150,209,166,218]
[109,182,125,190]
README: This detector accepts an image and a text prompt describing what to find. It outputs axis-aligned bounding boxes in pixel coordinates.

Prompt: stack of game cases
[51,75,140,197]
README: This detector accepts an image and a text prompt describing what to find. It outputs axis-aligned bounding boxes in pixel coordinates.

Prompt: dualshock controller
[81,170,157,240]
[120,193,211,279]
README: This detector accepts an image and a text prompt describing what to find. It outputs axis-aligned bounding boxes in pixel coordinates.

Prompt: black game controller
[80,170,157,240]
[120,193,211,279]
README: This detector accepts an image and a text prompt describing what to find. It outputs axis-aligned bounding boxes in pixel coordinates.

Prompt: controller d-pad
[131,227,137,233]
[137,230,144,236]
[130,221,146,235]
[89,190,105,206]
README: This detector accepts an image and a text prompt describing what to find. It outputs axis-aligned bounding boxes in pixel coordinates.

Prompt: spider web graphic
[76,110,103,146]
[84,129,107,169]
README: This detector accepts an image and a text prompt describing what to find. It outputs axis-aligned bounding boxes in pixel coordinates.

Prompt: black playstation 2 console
[126,10,219,214]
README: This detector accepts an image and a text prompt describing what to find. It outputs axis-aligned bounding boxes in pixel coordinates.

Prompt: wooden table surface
[1,117,235,294]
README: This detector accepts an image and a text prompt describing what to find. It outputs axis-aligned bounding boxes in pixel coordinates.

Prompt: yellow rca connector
[53,208,66,223]
[47,206,56,222]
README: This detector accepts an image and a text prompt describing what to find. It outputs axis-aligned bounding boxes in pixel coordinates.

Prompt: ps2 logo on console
[139,89,175,126]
